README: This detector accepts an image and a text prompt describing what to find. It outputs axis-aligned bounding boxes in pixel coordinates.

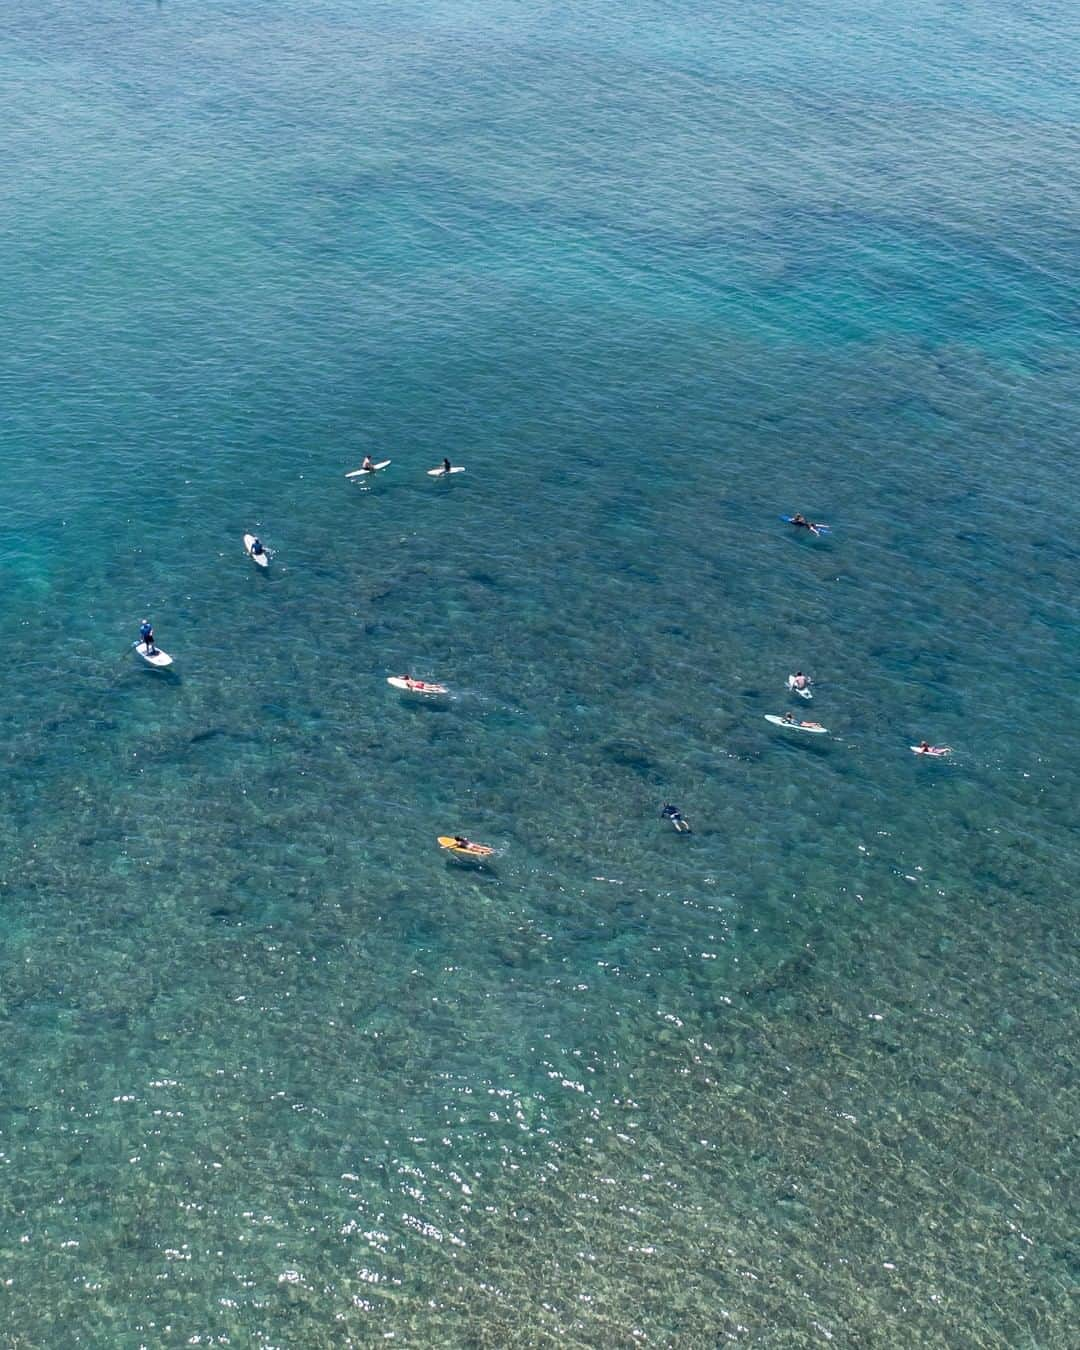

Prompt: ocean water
[1,0,1077,1344]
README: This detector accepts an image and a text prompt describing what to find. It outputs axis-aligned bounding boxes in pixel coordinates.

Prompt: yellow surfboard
[438,835,494,858]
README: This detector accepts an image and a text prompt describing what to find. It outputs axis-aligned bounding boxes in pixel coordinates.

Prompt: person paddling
[661,803,692,834]
[789,513,826,537]
[139,619,155,654]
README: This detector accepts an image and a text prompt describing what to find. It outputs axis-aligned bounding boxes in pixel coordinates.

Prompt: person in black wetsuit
[661,803,691,834]
[789,514,825,536]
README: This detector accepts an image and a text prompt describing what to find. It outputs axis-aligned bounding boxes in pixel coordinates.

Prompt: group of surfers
[360,455,453,475]
[134,510,950,856]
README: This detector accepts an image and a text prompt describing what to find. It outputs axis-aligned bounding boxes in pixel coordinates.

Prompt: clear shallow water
[1,1,1077,1344]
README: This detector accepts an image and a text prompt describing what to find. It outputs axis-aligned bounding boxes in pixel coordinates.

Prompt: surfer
[361,455,375,473]
[250,537,265,558]
[439,834,494,857]
[661,803,691,834]
[792,672,810,691]
[139,619,155,654]
[790,514,825,537]
[914,741,951,756]
[782,711,796,724]
[442,457,452,474]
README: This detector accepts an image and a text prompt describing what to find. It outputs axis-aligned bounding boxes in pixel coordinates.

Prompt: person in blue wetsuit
[250,538,265,557]
[139,619,155,654]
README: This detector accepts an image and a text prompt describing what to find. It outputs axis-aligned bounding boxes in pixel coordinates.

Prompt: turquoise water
[2,0,1078,1343]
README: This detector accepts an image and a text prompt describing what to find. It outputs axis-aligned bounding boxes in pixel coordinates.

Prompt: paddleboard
[786,675,813,700]
[388,676,449,695]
[911,745,952,757]
[438,835,494,858]
[244,533,269,567]
[765,714,826,733]
[345,460,391,478]
[427,466,466,477]
[779,515,831,535]
[134,642,173,668]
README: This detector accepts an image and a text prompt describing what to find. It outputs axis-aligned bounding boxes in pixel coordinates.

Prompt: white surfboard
[427,465,466,477]
[345,459,391,478]
[134,642,173,668]
[765,714,826,734]
[244,533,269,567]
[786,675,812,699]
[388,676,449,695]
[911,744,951,757]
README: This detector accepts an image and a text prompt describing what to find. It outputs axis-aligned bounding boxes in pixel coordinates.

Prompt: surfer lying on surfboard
[788,513,828,537]
[661,803,692,833]
[389,675,449,694]
[777,712,826,731]
[912,741,952,757]
[438,835,495,858]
